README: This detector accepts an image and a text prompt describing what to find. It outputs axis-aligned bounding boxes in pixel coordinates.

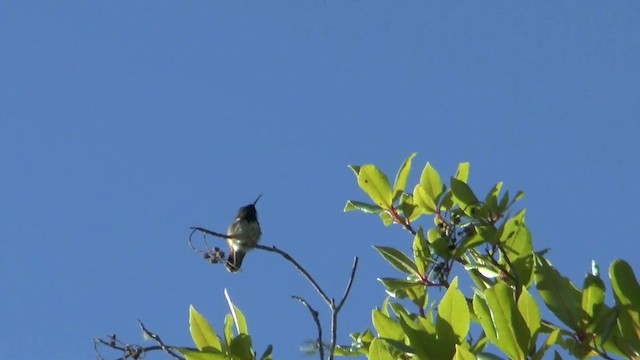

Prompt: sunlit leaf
[534,255,582,330]
[455,162,470,183]
[229,334,253,360]
[450,178,480,217]
[189,305,222,351]
[393,153,417,202]
[517,287,541,350]
[372,309,404,341]
[358,164,393,209]
[437,278,470,352]
[373,246,420,277]
[484,283,529,359]
[343,200,384,213]
[224,289,248,335]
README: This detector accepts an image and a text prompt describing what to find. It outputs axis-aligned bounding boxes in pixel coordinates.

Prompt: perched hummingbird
[225,195,262,272]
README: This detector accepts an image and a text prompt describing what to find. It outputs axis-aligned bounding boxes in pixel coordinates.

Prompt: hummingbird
[225,195,262,272]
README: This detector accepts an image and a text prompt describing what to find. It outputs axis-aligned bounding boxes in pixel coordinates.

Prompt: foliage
[342,154,639,359]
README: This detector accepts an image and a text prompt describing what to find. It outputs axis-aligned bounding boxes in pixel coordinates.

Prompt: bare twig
[138,320,185,360]
[292,295,324,360]
[336,257,359,312]
[255,244,333,307]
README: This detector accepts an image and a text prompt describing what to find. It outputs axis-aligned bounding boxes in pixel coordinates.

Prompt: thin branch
[292,296,324,360]
[190,226,232,239]
[336,257,359,312]
[255,244,333,307]
[329,257,359,360]
[138,320,185,360]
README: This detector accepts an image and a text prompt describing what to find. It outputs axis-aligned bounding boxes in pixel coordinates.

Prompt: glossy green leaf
[372,309,404,341]
[500,210,534,287]
[414,183,437,214]
[373,246,420,276]
[343,200,384,214]
[368,338,396,360]
[476,353,505,360]
[517,287,541,350]
[348,165,361,177]
[358,164,393,209]
[400,193,422,222]
[224,289,248,335]
[484,182,503,214]
[581,274,605,326]
[379,211,393,226]
[398,312,437,359]
[393,153,417,202]
[609,259,640,349]
[450,178,480,216]
[473,294,498,344]
[531,328,561,360]
[229,334,253,360]
[189,305,222,351]
[534,255,582,330]
[485,282,529,360]
[455,162,470,183]
[420,162,445,208]
[454,345,477,360]
[437,278,470,350]
[223,314,233,346]
[178,349,228,360]
[413,227,431,275]
[333,345,365,357]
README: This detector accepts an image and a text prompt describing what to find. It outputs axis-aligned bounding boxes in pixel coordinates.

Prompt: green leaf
[531,328,562,360]
[357,164,393,209]
[372,309,404,341]
[178,348,228,360]
[426,227,452,259]
[225,289,248,335]
[517,287,541,350]
[534,254,582,330]
[259,344,273,360]
[189,305,222,351]
[400,193,422,222]
[609,259,640,350]
[229,334,254,360]
[414,183,437,214]
[473,294,497,345]
[348,165,361,177]
[484,282,529,360]
[454,345,477,360]
[500,210,534,287]
[368,338,396,360]
[455,162,470,183]
[343,200,384,214]
[450,177,480,216]
[393,153,417,202]
[373,246,420,277]
[223,314,234,346]
[420,162,445,209]
[437,278,470,354]
[581,274,605,328]
[379,211,393,226]
[413,227,431,275]
[397,312,436,359]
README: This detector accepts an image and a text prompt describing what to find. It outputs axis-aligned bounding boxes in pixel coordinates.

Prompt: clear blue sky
[1,2,639,359]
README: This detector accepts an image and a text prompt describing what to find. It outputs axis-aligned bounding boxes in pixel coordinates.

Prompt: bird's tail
[226,248,245,273]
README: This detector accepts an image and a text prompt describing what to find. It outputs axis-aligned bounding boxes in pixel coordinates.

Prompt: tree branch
[292,295,324,360]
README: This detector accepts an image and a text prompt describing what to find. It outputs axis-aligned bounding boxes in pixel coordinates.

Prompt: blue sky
[1,2,639,359]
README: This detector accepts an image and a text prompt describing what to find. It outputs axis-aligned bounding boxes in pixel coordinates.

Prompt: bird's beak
[253,194,263,205]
